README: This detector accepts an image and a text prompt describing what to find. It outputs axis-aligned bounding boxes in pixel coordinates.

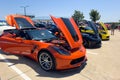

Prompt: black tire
[83,39,89,48]
[38,51,55,71]
[99,34,102,39]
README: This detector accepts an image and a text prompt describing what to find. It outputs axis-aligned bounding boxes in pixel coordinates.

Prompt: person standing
[110,23,116,35]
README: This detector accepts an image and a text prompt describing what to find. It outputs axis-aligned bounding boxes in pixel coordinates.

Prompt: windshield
[26,29,56,41]
[15,17,34,29]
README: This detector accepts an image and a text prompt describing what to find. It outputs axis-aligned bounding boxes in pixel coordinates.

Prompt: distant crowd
[105,23,120,35]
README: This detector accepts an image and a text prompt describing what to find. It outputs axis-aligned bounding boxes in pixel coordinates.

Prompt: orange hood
[51,16,83,49]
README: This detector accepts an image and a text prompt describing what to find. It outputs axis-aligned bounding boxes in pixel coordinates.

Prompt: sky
[0,0,120,22]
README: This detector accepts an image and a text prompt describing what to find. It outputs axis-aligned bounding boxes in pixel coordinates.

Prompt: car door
[51,16,83,49]
[12,39,35,55]
[0,36,34,55]
[3,14,36,55]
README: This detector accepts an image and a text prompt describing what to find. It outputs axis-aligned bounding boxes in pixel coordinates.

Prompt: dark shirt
[111,23,115,29]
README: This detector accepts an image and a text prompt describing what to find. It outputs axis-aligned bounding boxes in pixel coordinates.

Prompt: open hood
[6,14,35,29]
[99,22,108,33]
[87,21,99,35]
[79,20,99,35]
[51,16,83,49]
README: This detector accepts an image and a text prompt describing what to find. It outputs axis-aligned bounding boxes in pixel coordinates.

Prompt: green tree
[72,10,84,25]
[89,9,101,22]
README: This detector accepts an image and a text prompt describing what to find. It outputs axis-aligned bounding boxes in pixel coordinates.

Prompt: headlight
[53,46,70,55]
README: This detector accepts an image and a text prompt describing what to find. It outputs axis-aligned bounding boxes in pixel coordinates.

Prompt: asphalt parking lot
[0,30,120,80]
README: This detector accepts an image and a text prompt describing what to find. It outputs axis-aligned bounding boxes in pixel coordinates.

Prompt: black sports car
[79,20,101,48]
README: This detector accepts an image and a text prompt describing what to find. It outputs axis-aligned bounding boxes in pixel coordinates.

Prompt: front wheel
[38,51,55,71]
[83,39,89,48]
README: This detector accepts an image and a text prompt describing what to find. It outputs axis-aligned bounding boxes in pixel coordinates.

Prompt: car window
[26,29,56,41]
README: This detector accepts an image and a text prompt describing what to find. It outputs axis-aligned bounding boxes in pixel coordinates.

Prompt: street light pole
[21,6,29,16]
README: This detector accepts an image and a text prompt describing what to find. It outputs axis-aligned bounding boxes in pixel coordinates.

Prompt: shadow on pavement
[0,50,87,78]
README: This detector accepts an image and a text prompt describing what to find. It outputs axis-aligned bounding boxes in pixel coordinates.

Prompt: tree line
[72,9,101,25]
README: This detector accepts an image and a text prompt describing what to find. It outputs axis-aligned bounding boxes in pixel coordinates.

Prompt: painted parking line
[87,51,99,55]
[0,54,31,80]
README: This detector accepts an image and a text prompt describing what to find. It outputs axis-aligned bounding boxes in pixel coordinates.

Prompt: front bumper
[102,35,110,40]
[53,46,87,70]
[56,56,87,70]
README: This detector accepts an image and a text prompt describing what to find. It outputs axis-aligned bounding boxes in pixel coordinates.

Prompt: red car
[0,14,87,71]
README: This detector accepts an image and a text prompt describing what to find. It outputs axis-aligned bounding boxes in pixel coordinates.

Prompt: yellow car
[96,22,110,40]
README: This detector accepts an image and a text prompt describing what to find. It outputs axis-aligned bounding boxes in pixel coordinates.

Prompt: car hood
[50,16,83,49]
[99,22,109,33]
[87,21,99,35]
[6,14,35,29]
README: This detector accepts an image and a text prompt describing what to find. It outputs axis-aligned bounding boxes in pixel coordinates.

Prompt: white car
[0,20,15,35]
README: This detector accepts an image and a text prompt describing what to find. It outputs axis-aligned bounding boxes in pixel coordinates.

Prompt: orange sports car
[0,14,87,71]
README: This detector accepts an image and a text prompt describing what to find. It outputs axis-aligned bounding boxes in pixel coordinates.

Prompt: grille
[107,36,109,38]
[70,56,85,65]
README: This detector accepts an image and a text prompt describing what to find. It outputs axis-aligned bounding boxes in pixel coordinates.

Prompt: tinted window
[61,18,79,41]
[15,18,34,29]
[26,29,56,41]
